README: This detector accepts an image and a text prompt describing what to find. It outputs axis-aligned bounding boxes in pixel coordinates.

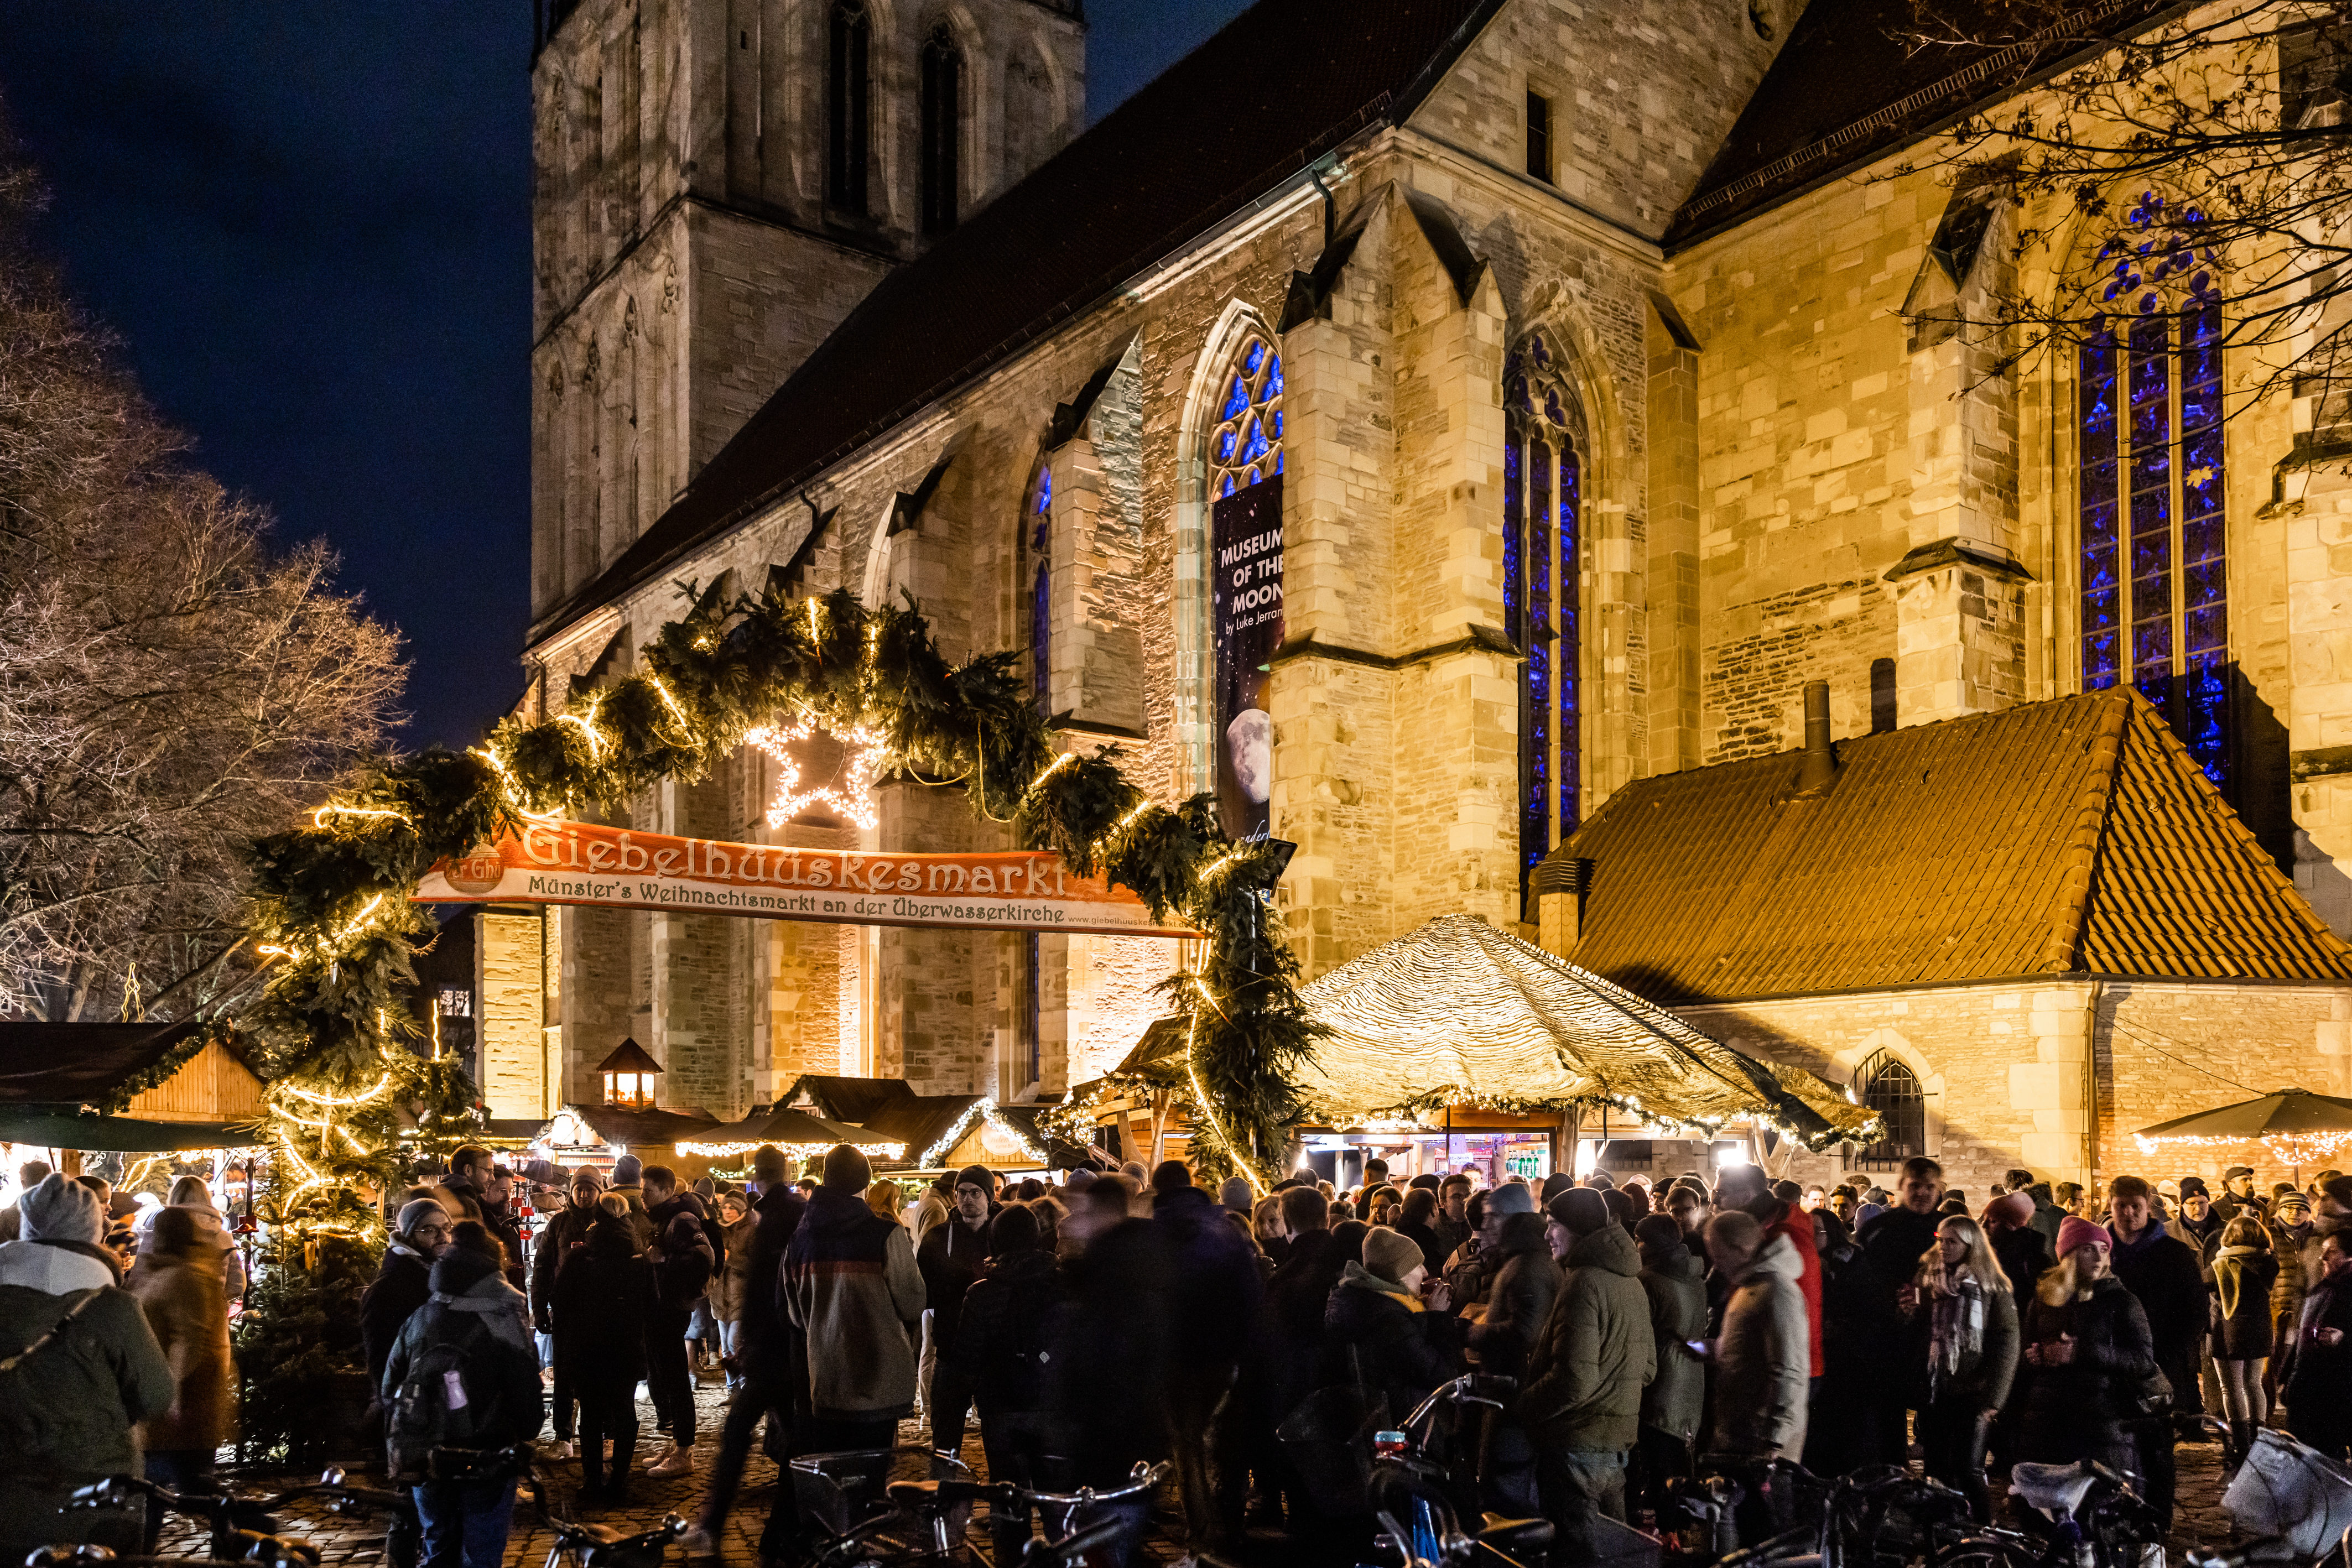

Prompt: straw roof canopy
[1288,914,1876,1148]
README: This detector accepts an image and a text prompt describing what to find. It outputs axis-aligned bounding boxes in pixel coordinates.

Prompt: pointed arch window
[1208,333,1283,499]
[920,25,963,236]
[1024,464,1052,712]
[1851,1049,1926,1170]
[1503,331,1583,901]
[828,1,870,214]
[2078,192,2229,790]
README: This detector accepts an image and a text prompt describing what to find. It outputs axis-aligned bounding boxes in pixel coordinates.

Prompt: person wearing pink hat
[1980,1191,2053,1304]
[2013,1215,2158,1481]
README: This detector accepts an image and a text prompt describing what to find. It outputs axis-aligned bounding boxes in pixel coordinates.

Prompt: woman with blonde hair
[866,1178,906,1226]
[1910,1214,2018,1520]
[2211,1214,2278,1464]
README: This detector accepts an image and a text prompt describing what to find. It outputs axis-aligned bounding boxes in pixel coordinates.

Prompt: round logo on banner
[442,845,508,897]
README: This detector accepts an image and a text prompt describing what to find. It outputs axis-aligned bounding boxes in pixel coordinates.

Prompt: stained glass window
[2077,191,2229,789]
[1025,465,1051,712]
[827,2,870,214]
[1502,330,1583,902]
[919,25,961,236]
[1207,333,1284,498]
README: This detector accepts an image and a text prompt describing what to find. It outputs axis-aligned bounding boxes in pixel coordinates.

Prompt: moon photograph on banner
[417,821,1190,938]
[1211,475,1283,840]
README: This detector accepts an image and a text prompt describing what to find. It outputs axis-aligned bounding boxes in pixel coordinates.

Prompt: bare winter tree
[0,128,407,1023]
[1894,0,2352,440]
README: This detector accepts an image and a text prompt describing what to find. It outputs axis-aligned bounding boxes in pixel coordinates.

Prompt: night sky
[0,1,1254,749]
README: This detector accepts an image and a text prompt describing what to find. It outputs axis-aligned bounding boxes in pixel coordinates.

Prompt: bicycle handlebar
[1010,1461,1169,1509]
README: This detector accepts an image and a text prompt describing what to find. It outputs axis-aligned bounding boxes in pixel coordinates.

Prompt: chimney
[1796,680,1838,796]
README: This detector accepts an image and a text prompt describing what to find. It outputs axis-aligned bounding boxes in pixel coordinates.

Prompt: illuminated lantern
[595,1038,664,1110]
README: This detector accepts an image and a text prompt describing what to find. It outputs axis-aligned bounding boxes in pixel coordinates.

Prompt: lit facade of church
[478,0,2352,1192]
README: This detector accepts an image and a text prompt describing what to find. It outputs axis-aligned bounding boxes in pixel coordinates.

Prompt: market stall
[0,1020,265,1168]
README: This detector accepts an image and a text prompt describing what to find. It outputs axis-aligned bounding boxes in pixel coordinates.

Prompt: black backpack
[386,1310,493,1482]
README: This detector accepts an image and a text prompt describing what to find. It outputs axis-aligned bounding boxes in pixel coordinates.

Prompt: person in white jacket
[1705,1211,1811,1463]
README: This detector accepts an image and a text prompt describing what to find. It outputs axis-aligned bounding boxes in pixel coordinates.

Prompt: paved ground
[181,1374,2247,1567]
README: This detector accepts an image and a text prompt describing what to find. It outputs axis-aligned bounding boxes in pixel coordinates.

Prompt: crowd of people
[5,1139,2352,1568]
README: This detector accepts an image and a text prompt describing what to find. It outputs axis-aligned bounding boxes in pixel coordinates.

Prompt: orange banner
[415,821,1189,937]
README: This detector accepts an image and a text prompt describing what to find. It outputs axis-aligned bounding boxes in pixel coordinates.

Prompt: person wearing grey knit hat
[360,1198,455,1393]
[823,1144,873,1194]
[1217,1176,1254,1215]
[20,1170,104,1244]
[1361,1226,1425,1286]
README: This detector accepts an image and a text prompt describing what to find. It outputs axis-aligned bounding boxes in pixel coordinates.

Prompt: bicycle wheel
[1930,1537,2042,1568]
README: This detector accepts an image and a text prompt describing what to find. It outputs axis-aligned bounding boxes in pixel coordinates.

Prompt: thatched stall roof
[1106,915,1876,1150]
[1288,915,1874,1147]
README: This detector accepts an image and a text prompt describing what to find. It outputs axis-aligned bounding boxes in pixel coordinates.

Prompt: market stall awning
[534,1103,723,1153]
[2134,1087,2352,1167]
[0,1109,257,1153]
[0,1020,210,1108]
[676,1105,905,1159]
[1286,914,1876,1148]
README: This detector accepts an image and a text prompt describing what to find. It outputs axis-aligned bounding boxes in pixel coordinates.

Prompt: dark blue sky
[0,1,1252,748]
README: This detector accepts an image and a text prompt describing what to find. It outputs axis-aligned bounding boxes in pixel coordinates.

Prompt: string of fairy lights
[238,586,1305,1233]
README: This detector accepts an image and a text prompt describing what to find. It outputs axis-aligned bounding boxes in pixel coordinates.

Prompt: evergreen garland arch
[245,585,1314,1227]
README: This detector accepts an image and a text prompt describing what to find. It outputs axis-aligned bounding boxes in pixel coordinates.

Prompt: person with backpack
[551,1197,657,1500]
[382,1222,543,1568]
[954,1205,1066,1564]
[641,1167,718,1478]
[0,1174,173,1567]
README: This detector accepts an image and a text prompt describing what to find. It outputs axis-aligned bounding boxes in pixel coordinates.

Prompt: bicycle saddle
[2008,1462,2097,1518]
[1477,1515,1557,1551]
[884,1477,1013,1507]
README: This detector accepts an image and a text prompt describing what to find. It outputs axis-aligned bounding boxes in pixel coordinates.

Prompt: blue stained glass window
[1208,334,1283,498]
[2077,234,2231,793]
[1502,440,1523,650]
[1559,445,1581,838]
[1026,465,1052,710]
[1502,328,1584,902]
[1528,436,1553,879]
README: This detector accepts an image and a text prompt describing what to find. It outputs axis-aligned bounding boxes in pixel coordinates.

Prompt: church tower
[526,0,1087,629]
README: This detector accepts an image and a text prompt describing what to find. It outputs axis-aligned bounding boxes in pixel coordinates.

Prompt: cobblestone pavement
[178,1378,2248,1568]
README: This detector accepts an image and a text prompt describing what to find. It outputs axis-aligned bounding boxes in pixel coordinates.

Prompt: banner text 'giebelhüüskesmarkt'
[414,821,1190,938]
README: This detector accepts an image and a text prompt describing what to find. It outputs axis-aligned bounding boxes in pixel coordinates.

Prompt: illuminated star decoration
[743,716,887,832]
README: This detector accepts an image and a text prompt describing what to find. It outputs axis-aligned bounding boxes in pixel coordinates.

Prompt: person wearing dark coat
[689,1148,808,1565]
[1859,1158,1949,1465]
[1248,1186,1350,1534]
[1323,1228,1461,1424]
[953,1206,1066,1566]
[1634,1214,1706,1529]
[1520,1190,1653,1560]
[2105,1175,2204,1534]
[529,1171,602,1454]
[1396,1188,1445,1272]
[361,1199,454,1398]
[2016,1219,2158,1481]
[549,1202,656,1498]
[2210,1215,2280,1463]
[642,1171,716,1477]
[1152,1163,1266,1555]
[918,1165,996,1457]
[1469,1210,1562,1515]
[2285,1230,2352,1458]
[1805,1208,1898,1477]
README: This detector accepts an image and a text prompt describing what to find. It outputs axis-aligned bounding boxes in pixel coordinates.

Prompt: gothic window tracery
[920,24,964,236]
[1851,1050,1925,1170]
[828,1,870,214]
[2077,191,2229,790]
[1207,334,1283,498]
[1503,330,1583,899]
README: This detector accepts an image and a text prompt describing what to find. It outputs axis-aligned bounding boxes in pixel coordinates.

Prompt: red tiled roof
[1560,689,2352,1002]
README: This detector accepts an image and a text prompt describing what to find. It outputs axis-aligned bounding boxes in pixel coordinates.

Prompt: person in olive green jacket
[0,1175,173,1567]
[1519,1189,1655,1561]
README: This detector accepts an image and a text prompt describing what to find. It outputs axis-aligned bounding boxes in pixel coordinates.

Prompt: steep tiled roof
[535,0,1502,641]
[1668,0,2167,247]
[1561,689,2352,1003]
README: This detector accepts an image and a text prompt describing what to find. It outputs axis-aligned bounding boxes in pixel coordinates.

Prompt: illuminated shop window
[1503,330,1583,898]
[2078,191,2229,789]
[1208,335,1284,499]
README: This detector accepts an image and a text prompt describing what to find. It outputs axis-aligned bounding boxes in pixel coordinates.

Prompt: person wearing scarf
[2286,1229,2352,1459]
[1323,1227,1460,1423]
[1911,1216,2017,1522]
[2210,1215,2279,1467]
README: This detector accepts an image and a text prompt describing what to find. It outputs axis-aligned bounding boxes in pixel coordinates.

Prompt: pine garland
[242,585,1313,1195]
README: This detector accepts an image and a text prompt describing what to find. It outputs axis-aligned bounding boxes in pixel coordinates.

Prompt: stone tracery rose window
[1503,330,1583,901]
[1208,334,1283,498]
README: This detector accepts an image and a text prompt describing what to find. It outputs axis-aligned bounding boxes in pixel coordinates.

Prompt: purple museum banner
[1211,476,1283,839]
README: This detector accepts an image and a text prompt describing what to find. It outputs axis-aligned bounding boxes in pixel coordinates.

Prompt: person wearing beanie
[951,1205,1064,1565]
[782,1145,923,1450]
[1217,1175,1254,1215]
[0,1175,172,1567]
[1632,1212,1706,1529]
[384,1223,543,1561]
[1980,1190,2054,1304]
[529,1170,606,1457]
[1327,1197,1462,1427]
[1518,1184,1652,1555]
[918,1164,999,1458]
[2174,1178,2222,1258]
[2016,1211,2154,1482]
[610,1154,649,1220]
[361,1197,456,1396]
[1149,1158,1263,1556]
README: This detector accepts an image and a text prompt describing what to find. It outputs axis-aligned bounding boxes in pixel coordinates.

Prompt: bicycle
[64,1467,424,1568]
[28,1549,265,1568]
[877,1460,1173,1567]
[516,1461,686,1568]
[1926,1460,2165,1568]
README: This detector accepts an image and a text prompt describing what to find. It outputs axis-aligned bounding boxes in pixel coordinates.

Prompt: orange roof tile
[1560,689,2352,1002]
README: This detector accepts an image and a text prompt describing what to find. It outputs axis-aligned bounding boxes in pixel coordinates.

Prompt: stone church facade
[477,0,2352,1186]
